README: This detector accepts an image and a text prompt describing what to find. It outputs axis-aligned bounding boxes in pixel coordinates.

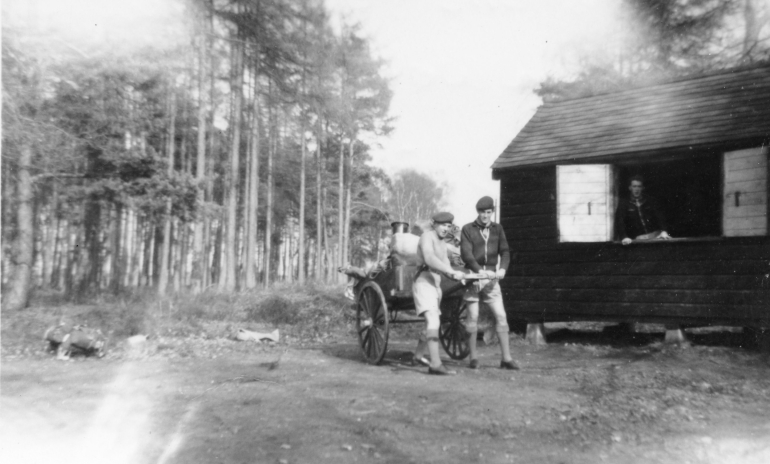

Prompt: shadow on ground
[544,324,761,350]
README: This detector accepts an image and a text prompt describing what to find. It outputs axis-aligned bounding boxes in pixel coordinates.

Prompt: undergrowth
[1,283,354,356]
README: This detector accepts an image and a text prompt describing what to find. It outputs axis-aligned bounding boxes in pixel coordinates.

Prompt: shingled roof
[492,66,770,171]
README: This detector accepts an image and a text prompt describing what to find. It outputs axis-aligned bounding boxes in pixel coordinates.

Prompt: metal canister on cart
[391,222,409,291]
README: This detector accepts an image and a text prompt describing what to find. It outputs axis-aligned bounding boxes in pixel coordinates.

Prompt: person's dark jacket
[615,196,667,240]
[460,219,511,272]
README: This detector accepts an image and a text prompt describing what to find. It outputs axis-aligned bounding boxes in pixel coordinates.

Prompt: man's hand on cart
[450,270,466,281]
[495,268,506,280]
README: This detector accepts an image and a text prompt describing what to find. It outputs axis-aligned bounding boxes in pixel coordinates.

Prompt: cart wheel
[439,299,470,360]
[356,281,390,364]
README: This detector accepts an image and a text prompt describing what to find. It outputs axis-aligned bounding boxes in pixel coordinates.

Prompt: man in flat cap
[411,211,466,375]
[460,196,519,370]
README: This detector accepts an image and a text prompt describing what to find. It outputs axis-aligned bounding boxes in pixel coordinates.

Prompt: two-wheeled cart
[354,263,483,365]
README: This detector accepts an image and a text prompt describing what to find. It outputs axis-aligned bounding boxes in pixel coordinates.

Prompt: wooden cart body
[354,263,471,364]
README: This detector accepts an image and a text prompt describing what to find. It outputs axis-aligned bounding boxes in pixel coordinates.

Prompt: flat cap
[432,211,454,224]
[476,196,494,210]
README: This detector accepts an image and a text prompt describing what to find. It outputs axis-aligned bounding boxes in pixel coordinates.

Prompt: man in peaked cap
[460,196,520,370]
[410,211,466,375]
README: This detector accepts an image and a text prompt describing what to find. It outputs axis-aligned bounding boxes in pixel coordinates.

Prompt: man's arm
[460,225,482,272]
[420,233,459,277]
[496,225,511,278]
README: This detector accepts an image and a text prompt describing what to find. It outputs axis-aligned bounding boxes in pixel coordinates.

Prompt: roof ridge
[494,65,770,170]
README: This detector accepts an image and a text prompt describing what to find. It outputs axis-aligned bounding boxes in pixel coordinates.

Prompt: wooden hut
[492,66,770,340]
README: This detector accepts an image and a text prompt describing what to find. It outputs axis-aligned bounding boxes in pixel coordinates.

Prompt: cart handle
[443,273,488,296]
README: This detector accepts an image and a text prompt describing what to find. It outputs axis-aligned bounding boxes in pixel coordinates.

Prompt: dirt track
[2,327,769,464]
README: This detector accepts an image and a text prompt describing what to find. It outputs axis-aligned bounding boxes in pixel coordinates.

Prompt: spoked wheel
[356,281,390,364]
[439,298,471,360]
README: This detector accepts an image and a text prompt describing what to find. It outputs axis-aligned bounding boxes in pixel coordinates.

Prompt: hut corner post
[525,323,547,345]
[664,324,688,344]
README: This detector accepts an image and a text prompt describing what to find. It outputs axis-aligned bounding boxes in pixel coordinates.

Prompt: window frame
[555,146,769,245]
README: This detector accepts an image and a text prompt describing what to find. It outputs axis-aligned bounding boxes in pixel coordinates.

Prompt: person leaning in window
[460,196,520,370]
[616,175,672,245]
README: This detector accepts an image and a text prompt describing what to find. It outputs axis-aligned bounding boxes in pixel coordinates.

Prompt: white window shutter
[723,147,768,237]
[557,165,613,242]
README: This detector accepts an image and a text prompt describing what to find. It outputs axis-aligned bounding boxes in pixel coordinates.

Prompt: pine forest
[2,0,407,309]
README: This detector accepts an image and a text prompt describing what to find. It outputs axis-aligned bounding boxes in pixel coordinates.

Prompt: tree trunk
[211,219,223,286]
[286,223,294,282]
[41,188,58,288]
[192,31,208,293]
[3,142,35,310]
[65,221,78,294]
[153,225,164,287]
[50,212,63,290]
[222,35,244,291]
[323,185,331,282]
[110,203,123,293]
[55,218,68,291]
[337,134,345,282]
[78,147,102,296]
[298,120,307,284]
[158,89,176,295]
[172,220,183,292]
[204,2,216,290]
[322,121,331,282]
[343,138,354,267]
[142,222,154,287]
[265,82,274,287]
[315,114,323,280]
[126,209,139,288]
[245,65,261,289]
[1,156,16,286]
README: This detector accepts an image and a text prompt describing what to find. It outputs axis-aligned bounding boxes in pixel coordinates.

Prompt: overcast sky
[325,0,619,225]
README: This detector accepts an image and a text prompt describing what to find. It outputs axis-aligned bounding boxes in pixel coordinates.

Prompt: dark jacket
[460,219,511,272]
[615,196,667,240]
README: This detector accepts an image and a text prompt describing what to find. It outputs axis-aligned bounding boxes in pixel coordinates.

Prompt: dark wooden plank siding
[498,168,770,327]
[508,275,766,291]
[510,302,769,326]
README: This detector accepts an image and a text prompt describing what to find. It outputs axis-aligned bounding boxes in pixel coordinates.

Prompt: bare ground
[2,326,770,464]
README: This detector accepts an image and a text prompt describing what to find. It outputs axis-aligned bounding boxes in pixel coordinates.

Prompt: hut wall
[499,166,770,328]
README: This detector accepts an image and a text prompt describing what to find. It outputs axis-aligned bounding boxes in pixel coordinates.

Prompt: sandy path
[2,334,769,464]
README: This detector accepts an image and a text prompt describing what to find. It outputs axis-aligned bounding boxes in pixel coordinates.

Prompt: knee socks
[426,328,442,368]
[466,322,478,361]
[497,324,512,362]
[413,331,427,358]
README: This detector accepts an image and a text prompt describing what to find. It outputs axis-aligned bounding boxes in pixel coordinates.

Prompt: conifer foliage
[1,0,402,305]
[536,0,770,102]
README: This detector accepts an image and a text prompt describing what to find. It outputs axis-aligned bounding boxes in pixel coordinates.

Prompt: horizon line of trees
[536,0,770,101]
[1,0,446,310]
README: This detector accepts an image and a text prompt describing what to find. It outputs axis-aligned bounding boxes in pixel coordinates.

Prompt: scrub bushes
[2,283,352,357]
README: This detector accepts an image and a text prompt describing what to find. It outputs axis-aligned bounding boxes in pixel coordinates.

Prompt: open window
[614,154,722,239]
[556,147,769,243]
